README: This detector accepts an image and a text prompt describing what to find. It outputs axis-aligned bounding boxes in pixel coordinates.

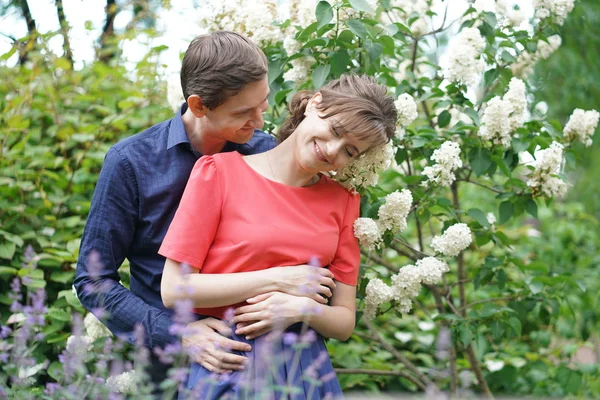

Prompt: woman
[159,74,397,399]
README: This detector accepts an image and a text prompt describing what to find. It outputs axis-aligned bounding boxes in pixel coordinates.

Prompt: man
[73,31,326,389]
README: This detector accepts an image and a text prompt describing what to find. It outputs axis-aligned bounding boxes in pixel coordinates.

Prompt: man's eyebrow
[232,93,270,113]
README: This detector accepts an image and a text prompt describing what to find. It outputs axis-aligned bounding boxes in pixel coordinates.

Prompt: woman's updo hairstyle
[277,74,397,148]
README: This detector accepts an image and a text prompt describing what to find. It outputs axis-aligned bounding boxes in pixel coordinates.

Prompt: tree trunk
[98,0,119,64]
[18,0,36,65]
[54,0,74,65]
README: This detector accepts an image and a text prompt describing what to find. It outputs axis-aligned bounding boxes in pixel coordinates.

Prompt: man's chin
[234,129,255,143]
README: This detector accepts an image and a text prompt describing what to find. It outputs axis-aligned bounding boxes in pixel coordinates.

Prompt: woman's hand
[232,292,317,340]
[270,265,336,304]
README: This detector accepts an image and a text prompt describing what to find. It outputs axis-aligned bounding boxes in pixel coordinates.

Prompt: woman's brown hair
[278,75,397,147]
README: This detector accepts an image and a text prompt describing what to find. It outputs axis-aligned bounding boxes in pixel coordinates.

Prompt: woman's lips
[314,141,328,163]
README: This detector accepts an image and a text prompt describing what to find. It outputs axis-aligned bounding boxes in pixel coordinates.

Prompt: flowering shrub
[196,0,599,396]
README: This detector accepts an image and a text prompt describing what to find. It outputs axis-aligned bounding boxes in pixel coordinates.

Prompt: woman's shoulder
[319,174,360,201]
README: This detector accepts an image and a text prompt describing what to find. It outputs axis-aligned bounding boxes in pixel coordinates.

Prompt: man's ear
[187,95,208,118]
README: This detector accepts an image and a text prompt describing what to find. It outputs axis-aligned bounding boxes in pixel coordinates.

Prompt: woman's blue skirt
[178,323,343,399]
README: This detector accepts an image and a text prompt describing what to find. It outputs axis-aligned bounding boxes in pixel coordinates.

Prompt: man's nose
[250,108,265,129]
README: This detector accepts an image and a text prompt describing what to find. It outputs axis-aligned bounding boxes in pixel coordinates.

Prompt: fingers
[233,311,266,324]
[236,320,270,338]
[235,303,262,315]
[246,292,272,304]
[216,336,252,352]
[199,353,245,373]
[245,326,272,340]
[204,318,233,337]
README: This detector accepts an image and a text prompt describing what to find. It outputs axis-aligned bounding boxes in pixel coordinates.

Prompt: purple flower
[283,332,298,345]
[300,330,317,344]
[223,307,236,325]
[169,367,189,384]
[0,326,12,339]
[44,382,61,395]
[23,245,36,264]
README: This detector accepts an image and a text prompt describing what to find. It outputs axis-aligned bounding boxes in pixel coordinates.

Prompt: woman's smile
[313,141,329,163]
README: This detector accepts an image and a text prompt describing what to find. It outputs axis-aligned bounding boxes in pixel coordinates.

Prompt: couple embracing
[74,30,398,399]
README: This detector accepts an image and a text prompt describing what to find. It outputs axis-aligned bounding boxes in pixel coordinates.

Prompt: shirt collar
[166,103,254,155]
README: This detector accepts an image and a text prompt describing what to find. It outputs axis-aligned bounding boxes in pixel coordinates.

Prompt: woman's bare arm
[161,258,336,309]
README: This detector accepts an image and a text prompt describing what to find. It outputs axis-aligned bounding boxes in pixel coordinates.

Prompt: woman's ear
[187,95,209,118]
[305,92,323,115]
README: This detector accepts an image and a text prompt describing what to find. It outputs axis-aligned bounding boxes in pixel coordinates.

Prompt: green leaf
[498,201,514,224]
[458,323,474,347]
[48,361,64,381]
[267,60,284,84]
[329,49,350,76]
[0,242,16,260]
[312,64,331,89]
[501,50,516,63]
[0,230,24,247]
[48,308,71,322]
[315,1,334,29]
[508,316,522,337]
[0,266,17,276]
[468,147,492,176]
[349,0,374,13]
[491,320,505,340]
[346,19,368,40]
[468,208,491,228]
[438,110,451,128]
[464,107,481,125]
[525,198,538,219]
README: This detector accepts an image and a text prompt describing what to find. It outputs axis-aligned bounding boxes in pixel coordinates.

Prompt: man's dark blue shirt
[74,105,276,349]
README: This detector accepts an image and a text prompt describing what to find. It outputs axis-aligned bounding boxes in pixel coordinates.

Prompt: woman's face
[293,93,374,173]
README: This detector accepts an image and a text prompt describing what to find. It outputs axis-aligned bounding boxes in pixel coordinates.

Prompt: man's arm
[73,147,176,348]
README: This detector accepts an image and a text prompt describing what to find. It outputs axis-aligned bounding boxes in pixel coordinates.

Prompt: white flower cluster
[353,217,382,250]
[84,312,112,342]
[479,78,527,147]
[363,278,394,320]
[443,27,486,86]
[66,335,92,356]
[387,0,431,36]
[563,108,600,147]
[431,223,473,257]
[511,35,562,78]
[534,0,575,25]
[363,257,449,319]
[527,141,568,198]
[335,141,394,190]
[106,370,137,394]
[66,313,112,357]
[422,141,463,187]
[378,189,413,232]
[283,57,314,83]
[394,93,419,139]
[199,0,281,45]
[353,188,413,249]
[474,0,526,28]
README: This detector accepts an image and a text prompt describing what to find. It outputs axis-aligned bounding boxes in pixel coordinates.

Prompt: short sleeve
[329,192,361,286]
[158,156,221,270]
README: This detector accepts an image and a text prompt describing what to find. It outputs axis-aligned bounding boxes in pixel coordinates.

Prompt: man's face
[203,77,270,144]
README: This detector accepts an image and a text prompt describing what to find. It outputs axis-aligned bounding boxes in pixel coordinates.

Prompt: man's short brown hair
[180,31,268,110]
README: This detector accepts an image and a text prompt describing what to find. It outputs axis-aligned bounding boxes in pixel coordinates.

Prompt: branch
[362,318,435,389]
[99,0,119,63]
[18,0,37,65]
[458,295,522,312]
[360,249,399,273]
[458,177,506,194]
[55,0,73,64]
[334,368,427,391]
[388,242,419,261]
